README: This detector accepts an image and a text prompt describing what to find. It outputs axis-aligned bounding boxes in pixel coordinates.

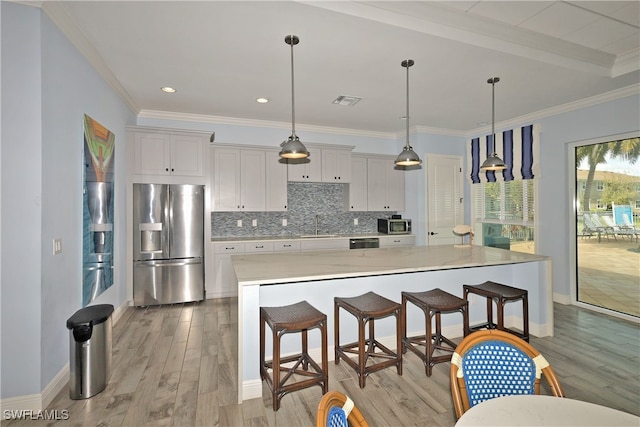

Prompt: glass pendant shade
[395,59,422,167]
[279,35,309,160]
[480,77,506,171]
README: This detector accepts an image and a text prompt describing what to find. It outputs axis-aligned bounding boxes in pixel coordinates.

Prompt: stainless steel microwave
[378,218,412,235]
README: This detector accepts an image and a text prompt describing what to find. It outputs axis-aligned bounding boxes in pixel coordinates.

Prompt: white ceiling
[40,1,640,135]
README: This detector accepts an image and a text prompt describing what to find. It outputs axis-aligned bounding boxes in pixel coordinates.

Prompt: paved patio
[576,236,640,317]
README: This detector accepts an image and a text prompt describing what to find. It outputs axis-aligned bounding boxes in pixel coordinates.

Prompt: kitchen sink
[298,234,340,239]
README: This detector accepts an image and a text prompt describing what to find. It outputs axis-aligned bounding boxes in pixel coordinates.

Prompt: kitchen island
[232,245,552,403]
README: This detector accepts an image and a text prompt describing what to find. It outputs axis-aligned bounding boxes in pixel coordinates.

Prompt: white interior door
[427,155,464,245]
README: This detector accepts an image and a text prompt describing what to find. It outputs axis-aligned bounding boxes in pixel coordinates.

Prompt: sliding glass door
[574,138,640,317]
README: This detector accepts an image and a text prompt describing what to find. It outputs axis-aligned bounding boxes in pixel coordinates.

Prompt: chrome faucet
[315,215,320,236]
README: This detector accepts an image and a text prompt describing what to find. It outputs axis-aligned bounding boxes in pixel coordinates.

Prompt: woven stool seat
[260,301,328,411]
[334,292,402,388]
[464,281,529,342]
[402,288,469,376]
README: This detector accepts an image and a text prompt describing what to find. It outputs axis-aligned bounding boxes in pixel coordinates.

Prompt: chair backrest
[316,391,369,427]
[450,329,565,419]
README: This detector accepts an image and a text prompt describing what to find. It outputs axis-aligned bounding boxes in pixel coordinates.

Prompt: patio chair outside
[450,329,565,419]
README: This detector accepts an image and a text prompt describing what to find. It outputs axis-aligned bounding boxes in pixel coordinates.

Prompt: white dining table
[455,395,640,426]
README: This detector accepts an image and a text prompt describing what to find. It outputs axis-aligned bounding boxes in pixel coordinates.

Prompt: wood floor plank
[22,299,637,427]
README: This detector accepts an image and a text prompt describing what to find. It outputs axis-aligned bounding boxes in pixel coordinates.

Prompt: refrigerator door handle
[135,259,202,268]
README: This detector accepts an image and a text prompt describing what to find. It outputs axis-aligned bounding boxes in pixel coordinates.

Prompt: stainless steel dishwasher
[349,237,380,249]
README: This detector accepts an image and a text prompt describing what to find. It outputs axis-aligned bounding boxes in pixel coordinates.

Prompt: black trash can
[66,304,114,399]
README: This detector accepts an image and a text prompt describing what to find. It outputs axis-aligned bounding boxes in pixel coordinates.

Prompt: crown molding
[137,110,393,140]
[465,83,640,138]
[41,1,140,115]
[612,49,640,78]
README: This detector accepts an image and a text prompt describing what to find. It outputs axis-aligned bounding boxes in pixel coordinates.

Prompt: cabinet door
[240,150,266,211]
[321,149,352,183]
[170,134,204,177]
[367,157,389,210]
[349,156,368,211]
[386,165,406,211]
[266,155,288,211]
[213,243,244,297]
[212,148,241,211]
[134,133,170,175]
[287,151,322,182]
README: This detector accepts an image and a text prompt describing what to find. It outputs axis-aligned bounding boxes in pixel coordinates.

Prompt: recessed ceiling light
[256,97,269,103]
[161,86,176,93]
[332,95,362,106]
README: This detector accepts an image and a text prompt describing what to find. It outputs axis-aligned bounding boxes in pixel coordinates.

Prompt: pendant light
[480,77,506,171]
[279,35,309,159]
[395,59,422,167]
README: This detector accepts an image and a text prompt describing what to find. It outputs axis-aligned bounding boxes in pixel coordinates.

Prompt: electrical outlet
[354,218,359,225]
[237,220,242,227]
[282,219,288,226]
[53,238,62,255]
[252,219,257,227]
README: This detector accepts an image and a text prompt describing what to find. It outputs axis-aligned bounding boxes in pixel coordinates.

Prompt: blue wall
[1,3,135,401]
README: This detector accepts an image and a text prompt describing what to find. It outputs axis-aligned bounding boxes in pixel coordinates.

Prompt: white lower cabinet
[209,235,413,298]
[379,235,416,247]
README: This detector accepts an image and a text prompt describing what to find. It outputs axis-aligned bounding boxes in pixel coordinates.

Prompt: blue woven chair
[450,329,564,419]
[316,391,369,427]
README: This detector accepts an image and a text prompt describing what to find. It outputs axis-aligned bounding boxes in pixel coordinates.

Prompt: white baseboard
[553,293,572,305]
[41,363,69,410]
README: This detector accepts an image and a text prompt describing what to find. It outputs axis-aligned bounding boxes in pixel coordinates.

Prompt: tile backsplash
[211,182,395,238]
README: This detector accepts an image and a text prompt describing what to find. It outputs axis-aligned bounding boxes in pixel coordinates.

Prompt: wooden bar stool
[463,281,529,342]
[402,288,469,376]
[260,300,328,411]
[334,291,402,388]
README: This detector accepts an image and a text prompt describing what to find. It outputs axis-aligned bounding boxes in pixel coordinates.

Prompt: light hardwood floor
[9,298,639,427]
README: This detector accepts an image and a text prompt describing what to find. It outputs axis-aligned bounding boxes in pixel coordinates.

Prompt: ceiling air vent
[332,95,362,106]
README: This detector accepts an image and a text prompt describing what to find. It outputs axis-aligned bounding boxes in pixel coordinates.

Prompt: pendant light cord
[406,61,410,147]
[489,77,499,155]
[290,36,296,139]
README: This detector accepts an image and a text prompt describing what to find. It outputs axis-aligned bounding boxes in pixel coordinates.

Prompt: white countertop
[232,245,548,286]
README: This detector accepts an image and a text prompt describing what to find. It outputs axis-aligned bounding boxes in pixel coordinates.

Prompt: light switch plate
[354,218,359,225]
[53,238,62,255]
[237,220,242,227]
[282,219,288,226]
[252,219,257,227]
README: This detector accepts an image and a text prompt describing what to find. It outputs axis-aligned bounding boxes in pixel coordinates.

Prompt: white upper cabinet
[321,148,352,183]
[366,155,405,211]
[287,144,354,182]
[348,155,368,211]
[133,130,205,182]
[212,147,266,211]
[287,152,322,182]
[265,152,288,211]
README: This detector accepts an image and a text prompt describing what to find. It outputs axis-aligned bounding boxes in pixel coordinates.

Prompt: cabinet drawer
[379,236,416,247]
[214,243,245,254]
[274,240,301,252]
[244,242,274,253]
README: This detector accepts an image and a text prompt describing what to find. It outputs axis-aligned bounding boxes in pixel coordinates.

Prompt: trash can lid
[66,304,114,329]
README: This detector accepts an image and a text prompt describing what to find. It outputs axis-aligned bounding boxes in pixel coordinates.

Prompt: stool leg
[395,307,403,376]
[425,309,434,376]
[522,293,529,342]
[462,301,470,337]
[260,312,266,381]
[272,328,281,411]
[401,295,408,354]
[301,329,309,370]
[486,296,494,329]
[334,302,340,365]
[321,319,328,393]
[496,297,505,331]
[359,317,367,388]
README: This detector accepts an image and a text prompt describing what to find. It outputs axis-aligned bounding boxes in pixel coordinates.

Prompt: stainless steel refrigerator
[133,184,204,306]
